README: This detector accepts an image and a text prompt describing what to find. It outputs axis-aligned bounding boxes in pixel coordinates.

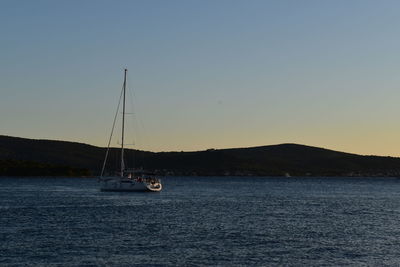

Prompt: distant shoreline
[1,175,400,179]
[2,135,400,178]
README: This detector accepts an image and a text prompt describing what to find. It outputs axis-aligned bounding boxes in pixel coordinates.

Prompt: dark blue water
[1,177,400,266]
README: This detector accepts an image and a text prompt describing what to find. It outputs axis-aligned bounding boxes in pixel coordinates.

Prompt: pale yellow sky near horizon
[6,130,400,158]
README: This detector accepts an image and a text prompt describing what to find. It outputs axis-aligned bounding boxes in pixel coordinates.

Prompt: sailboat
[99,69,162,192]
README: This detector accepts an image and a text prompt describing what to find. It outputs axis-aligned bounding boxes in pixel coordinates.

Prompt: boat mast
[121,68,127,177]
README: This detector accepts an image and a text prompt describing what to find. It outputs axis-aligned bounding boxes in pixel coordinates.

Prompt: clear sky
[1,0,400,155]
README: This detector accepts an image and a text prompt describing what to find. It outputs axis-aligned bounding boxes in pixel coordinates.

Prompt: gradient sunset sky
[1,0,400,155]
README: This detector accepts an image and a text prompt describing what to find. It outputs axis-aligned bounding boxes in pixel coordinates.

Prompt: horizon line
[0,134,396,158]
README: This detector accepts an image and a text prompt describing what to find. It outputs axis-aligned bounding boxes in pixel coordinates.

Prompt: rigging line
[100,83,125,177]
[127,73,136,143]
[127,73,137,169]
[121,69,127,177]
[128,77,145,146]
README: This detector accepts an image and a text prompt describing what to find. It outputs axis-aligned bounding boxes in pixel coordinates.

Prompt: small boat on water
[98,69,162,192]
[100,170,162,192]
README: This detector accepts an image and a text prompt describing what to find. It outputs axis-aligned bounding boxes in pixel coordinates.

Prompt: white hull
[100,177,162,192]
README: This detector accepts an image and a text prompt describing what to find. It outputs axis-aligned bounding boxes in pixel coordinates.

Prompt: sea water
[0,176,400,266]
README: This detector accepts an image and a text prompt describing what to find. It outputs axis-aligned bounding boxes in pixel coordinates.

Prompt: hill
[1,135,400,177]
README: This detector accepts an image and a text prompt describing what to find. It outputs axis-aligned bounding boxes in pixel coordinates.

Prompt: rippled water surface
[1,176,400,266]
